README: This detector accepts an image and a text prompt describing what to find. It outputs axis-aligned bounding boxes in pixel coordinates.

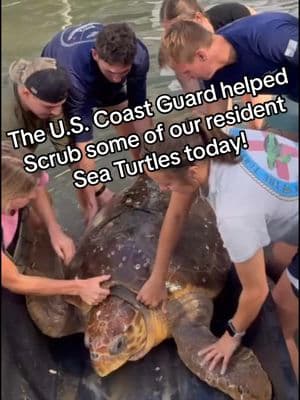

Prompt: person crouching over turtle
[137,123,298,378]
[158,0,272,131]
[2,57,114,226]
[1,141,111,306]
[41,23,152,224]
[160,11,298,140]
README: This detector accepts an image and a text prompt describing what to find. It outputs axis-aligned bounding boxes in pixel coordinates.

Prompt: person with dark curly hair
[42,23,152,224]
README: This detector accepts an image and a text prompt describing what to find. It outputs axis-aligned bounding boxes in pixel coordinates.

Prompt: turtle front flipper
[14,210,84,338]
[168,292,272,400]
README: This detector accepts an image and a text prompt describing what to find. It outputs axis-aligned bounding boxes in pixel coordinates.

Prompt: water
[1,2,298,398]
[1,0,299,234]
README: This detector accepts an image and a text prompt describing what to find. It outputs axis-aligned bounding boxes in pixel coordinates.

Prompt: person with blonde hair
[1,141,111,306]
[158,0,274,131]
[160,9,298,132]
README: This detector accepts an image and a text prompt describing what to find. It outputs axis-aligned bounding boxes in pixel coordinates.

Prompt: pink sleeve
[1,211,20,250]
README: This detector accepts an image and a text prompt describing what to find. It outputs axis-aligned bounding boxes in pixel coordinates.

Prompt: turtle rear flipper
[26,295,84,338]
[168,294,272,400]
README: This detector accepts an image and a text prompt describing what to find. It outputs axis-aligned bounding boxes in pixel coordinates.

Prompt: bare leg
[265,242,297,281]
[272,271,298,380]
[71,141,115,225]
[114,121,140,160]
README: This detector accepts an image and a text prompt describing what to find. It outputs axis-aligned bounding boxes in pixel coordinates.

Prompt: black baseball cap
[9,57,71,103]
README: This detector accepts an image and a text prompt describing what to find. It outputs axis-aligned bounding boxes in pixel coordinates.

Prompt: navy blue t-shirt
[42,23,150,142]
[204,12,299,102]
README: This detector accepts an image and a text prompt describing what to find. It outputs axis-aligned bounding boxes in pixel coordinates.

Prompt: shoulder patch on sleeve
[284,39,298,58]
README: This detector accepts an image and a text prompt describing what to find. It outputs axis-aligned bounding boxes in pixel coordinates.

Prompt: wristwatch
[226,319,246,339]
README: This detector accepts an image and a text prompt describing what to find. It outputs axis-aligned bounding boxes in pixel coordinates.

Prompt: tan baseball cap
[9,57,71,103]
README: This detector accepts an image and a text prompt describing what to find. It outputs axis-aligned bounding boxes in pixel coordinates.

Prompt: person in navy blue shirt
[161,12,298,126]
[42,22,152,224]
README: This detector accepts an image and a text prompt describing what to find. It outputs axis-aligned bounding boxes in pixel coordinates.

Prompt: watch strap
[226,319,246,338]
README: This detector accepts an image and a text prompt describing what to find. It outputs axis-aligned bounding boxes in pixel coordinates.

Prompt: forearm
[4,273,82,297]
[152,223,184,281]
[177,75,208,115]
[133,116,153,136]
[243,94,272,130]
[32,187,61,233]
[74,141,104,194]
[231,249,270,332]
[176,75,230,117]
[152,193,195,281]
[2,253,82,296]
[231,287,269,332]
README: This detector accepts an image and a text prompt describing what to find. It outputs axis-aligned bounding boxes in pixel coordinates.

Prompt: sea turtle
[15,175,272,400]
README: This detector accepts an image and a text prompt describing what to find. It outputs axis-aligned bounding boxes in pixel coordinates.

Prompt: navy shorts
[287,251,299,298]
[96,86,128,108]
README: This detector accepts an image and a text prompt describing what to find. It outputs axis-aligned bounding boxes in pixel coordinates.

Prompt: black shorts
[287,251,299,298]
[96,87,128,108]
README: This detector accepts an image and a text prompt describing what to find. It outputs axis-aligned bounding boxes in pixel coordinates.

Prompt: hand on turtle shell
[79,275,111,305]
[136,275,168,312]
[198,331,241,375]
[49,227,76,265]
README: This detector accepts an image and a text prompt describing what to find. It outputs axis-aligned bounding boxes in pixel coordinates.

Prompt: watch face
[227,321,245,338]
[226,322,235,337]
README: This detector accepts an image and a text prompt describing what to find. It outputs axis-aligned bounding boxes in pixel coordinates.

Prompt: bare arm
[242,93,273,130]
[133,116,154,159]
[137,190,195,307]
[176,74,208,115]
[2,250,80,296]
[231,248,269,332]
[151,191,196,281]
[176,73,229,117]
[32,187,76,264]
[32,186,64,233]
[1,251,110,305]
[134,116,153,136]
[198,248,269,374]
[73,141,104,224]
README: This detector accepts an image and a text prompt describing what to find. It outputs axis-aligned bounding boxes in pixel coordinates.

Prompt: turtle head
[85,285,169,376]
[86,295,147,376]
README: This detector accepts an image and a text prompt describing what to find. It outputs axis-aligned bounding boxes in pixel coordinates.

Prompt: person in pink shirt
[1,141,111,306]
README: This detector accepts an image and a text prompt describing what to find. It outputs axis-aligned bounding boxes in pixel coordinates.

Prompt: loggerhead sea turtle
[15,175,272,400]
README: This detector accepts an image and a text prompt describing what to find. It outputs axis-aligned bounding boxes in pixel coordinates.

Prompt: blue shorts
[95,87,128,108]
[287,251,299,298]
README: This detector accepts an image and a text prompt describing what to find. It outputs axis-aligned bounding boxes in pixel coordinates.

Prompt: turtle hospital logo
[230,128,298,200]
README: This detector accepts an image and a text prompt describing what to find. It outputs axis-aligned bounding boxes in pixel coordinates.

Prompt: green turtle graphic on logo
[229,128,298,200]
[264,133,292,170]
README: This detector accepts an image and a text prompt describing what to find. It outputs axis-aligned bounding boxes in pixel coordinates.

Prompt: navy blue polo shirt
[42,23,150,142]
[204,12,299,102]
